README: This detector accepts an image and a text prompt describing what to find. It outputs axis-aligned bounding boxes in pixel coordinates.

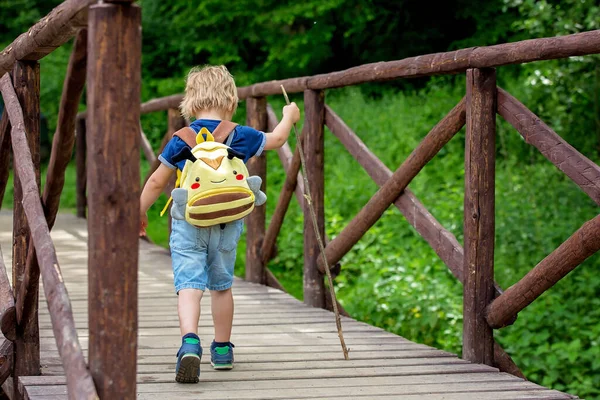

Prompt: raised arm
[264,102,301,150]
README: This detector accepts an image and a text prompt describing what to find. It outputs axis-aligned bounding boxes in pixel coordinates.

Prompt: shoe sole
[211,361,233,370]
[176,354,200,383]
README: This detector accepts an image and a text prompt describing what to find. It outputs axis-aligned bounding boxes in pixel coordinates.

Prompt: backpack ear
[172,147,197,164]
[227,148,245,160]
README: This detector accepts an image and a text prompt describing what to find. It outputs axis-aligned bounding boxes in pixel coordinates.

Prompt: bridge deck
[0,213,577,399]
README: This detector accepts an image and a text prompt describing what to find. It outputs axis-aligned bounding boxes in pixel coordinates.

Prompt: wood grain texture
[0,0,93,76]
[11,61,41,396]
[87,3,141,399]
[0,110,10,210]
[497,87,600,205]
[75,117,86,219]
[303,90,326,308]
[245,97,268,284]
[0,73,97,400]
[136,30,600,110]
[463,68,496,366]
[319,98,465,270]
[0,340,12,387]
[487,214,600,329]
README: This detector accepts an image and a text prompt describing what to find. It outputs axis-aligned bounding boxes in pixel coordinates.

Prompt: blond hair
[180,65,238,119]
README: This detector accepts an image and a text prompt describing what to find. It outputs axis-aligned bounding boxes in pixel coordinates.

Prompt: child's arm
[264,102,301,150]
[139,164,175,236]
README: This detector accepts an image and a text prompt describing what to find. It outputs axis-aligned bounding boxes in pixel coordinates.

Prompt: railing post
[463,68,496,366]
[87,2,141,399]
[75,117,86,218]
[11,60,41,398]
[303,89,326,308]
[245,97,267,284]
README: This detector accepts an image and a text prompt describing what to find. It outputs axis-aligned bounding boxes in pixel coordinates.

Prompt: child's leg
[178,288,204,336]
[210,288,233,342]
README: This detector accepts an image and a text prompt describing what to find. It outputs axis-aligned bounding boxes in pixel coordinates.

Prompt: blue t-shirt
[158,119,267,171]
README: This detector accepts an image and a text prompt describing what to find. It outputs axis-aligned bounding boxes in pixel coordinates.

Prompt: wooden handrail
[0,74,98,400]
[131,29,600,115]
[486,214,600,329]
[497,87,600,206]
[0,0,94,77]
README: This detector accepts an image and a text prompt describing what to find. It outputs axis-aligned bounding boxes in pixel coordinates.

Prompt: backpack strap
[212,121,238,143]
[173,121,238,146]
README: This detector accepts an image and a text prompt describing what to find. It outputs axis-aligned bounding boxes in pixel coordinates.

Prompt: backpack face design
[168,128,267,227]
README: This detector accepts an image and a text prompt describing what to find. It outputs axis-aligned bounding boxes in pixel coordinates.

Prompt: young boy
[139,65,300,383]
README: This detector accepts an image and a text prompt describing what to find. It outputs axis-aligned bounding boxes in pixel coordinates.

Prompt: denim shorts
[169,218,244,293]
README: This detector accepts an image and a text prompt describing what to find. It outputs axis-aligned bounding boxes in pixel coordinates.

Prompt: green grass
[3,81,599,399]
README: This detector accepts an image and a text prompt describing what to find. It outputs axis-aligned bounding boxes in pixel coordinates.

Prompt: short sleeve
[229,126,267,163]
[158,136,188,170]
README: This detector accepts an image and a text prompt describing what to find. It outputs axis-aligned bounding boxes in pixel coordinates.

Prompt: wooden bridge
[0,1,599,399]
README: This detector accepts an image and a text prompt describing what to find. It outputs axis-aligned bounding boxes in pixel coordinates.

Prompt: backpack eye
[232,170,237,175]
[195,177,200,182]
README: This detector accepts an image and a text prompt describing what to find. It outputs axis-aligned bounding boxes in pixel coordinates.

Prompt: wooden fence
[0,0,599,398]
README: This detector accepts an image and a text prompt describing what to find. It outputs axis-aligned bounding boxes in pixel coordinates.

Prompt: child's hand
[140,213,148,237]
[283,102,300,124]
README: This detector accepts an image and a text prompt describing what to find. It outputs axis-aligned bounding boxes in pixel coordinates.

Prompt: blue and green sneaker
[176,333,202,383]
[210,341,235,370]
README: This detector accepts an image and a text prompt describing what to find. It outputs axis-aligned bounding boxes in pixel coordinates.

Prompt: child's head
[180,65,238,120]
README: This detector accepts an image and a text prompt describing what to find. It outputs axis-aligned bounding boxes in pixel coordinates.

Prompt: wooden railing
[0,1,140,399]
[0,0,599,398]
[93,29,600,382]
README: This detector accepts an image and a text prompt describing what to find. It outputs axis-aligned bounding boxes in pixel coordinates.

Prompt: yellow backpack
[161,122,266,227]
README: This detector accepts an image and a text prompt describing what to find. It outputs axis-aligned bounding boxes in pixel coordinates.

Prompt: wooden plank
[0,73,96,400]
[75,118,86,219]
[319,98,466,270]
[11,61,41,398]
[0,0,93,76]
[487,214,600,329]
[497,87,600,205]
[87,3,141,399]
[299,391,571,400]
[0,340,12,387]
[303,89,326,308]
[245,97,268,284]
[0,110,10,210]
[463,68,496,366]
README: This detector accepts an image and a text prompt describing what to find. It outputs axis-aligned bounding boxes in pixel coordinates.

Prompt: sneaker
[176,333,202,383]
[210,341,235,370]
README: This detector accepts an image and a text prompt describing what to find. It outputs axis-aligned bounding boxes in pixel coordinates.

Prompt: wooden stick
[324,104,523,377]
[497,87,600,206]
[282,86,349,360]
[487,214,600,329]
[0,0,93,76]
[462,68,496,366]
[265,269,287,293]
[245,97,268,284]
[0,245,16,341]
[1,72,98,400]
[87,3,140,398]
[136,30,600,112]
[75,117,87,218]
[0,109,10,210]
[0,340,12,387]
[318,98,466,271]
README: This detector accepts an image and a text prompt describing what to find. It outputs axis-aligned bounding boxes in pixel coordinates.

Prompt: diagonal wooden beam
[324,105,522,377]
[139,122,157,165]
[498,87,600,206]
[0,109,10,210]
[0,339,12,387]
[1,72,98,400]
[487,214,600,329]
[319,98,466,271]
